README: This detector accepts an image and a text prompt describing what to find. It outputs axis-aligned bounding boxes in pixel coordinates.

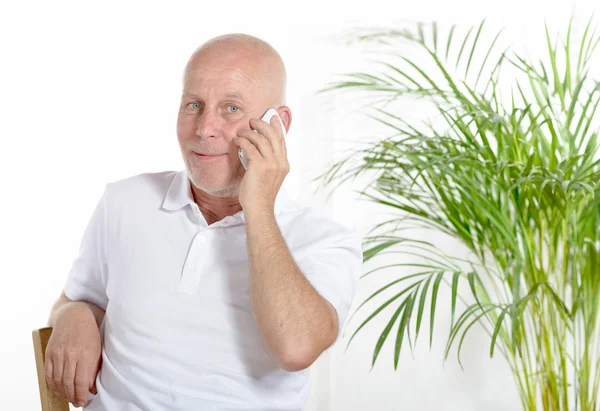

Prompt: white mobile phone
[238,108,286,170]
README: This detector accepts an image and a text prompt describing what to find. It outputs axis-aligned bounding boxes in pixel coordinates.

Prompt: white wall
[0,0,597,409]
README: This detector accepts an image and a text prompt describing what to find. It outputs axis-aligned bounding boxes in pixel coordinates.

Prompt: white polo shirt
[63,169,363,411]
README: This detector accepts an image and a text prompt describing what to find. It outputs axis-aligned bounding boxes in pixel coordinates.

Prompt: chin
[202,185,240,198]
[188,173,239,198]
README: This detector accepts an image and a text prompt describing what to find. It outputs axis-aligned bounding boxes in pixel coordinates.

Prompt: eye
[185,102,201,112]
[227,105,240,113]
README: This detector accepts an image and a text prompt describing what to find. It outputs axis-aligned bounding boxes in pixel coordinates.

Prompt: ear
[275,106,292,134]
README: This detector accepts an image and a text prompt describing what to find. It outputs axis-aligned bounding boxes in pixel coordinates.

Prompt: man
[45,33,363,410]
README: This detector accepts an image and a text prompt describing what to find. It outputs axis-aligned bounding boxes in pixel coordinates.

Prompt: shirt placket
[177,231,208,295]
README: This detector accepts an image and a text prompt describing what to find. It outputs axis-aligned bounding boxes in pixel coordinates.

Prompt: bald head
[176,33,292,199]
[182,33,287,106]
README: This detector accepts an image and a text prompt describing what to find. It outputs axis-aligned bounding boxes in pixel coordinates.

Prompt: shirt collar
[161,168,290,219]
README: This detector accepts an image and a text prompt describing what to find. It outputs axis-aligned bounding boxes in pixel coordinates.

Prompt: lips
[194,152,226,156]
[193,152,228,163]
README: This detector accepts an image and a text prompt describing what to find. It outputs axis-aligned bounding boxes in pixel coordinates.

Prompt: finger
[90,352,102,395]
[251,117,280,150]
[269,115,286,158]
[52,355,66,397]
[234,136,262,165]
[256,116,286,163]
[237,128,272,158]
[90,375,98,395]
[74,362,90,406]
[63,355,77,404]
[45,358,60,396]
[280,134,288,163]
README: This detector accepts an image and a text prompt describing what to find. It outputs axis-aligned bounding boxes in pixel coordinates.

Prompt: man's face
[177,54,268,198]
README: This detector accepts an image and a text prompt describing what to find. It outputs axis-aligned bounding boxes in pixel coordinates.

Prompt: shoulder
[102,170,178,203]
[100,170,180,219]
[105,170,177,196]
[280,199,363,257]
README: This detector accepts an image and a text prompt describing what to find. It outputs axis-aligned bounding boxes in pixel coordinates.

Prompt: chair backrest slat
[32,327,70,411]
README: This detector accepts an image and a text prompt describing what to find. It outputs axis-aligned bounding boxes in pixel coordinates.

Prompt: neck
[190,183,243,225]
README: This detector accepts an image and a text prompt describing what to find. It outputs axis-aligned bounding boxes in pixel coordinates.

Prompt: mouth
[193,151,228,161]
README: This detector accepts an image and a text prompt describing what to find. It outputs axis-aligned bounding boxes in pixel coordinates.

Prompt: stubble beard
[184,156,244,199]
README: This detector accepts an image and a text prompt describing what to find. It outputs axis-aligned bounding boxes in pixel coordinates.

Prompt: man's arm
[45,183,110,407]
[48,291,105,328]
[45,292,104,407]
[245,209,338,372]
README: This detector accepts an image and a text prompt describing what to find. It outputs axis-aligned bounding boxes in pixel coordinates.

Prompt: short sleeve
[63,185,110,311]
[296,230,363,340]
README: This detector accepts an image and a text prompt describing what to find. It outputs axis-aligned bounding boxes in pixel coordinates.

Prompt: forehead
[183,62,262,96]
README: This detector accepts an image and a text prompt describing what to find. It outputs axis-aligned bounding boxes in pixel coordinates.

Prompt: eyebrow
[183,90,247,101]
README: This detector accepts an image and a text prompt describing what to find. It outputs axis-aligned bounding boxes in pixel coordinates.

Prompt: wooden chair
[32,327,70,411]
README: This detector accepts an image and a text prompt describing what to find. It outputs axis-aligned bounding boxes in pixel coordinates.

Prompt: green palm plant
[317,17,600,411]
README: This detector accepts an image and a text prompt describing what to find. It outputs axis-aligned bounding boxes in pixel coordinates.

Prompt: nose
[195,109,220,140]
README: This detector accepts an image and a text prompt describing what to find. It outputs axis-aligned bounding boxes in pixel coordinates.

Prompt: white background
[0,0,597,410]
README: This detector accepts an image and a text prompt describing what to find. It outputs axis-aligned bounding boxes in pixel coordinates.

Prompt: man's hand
[45,303,102,408]
[233,113,289,213]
